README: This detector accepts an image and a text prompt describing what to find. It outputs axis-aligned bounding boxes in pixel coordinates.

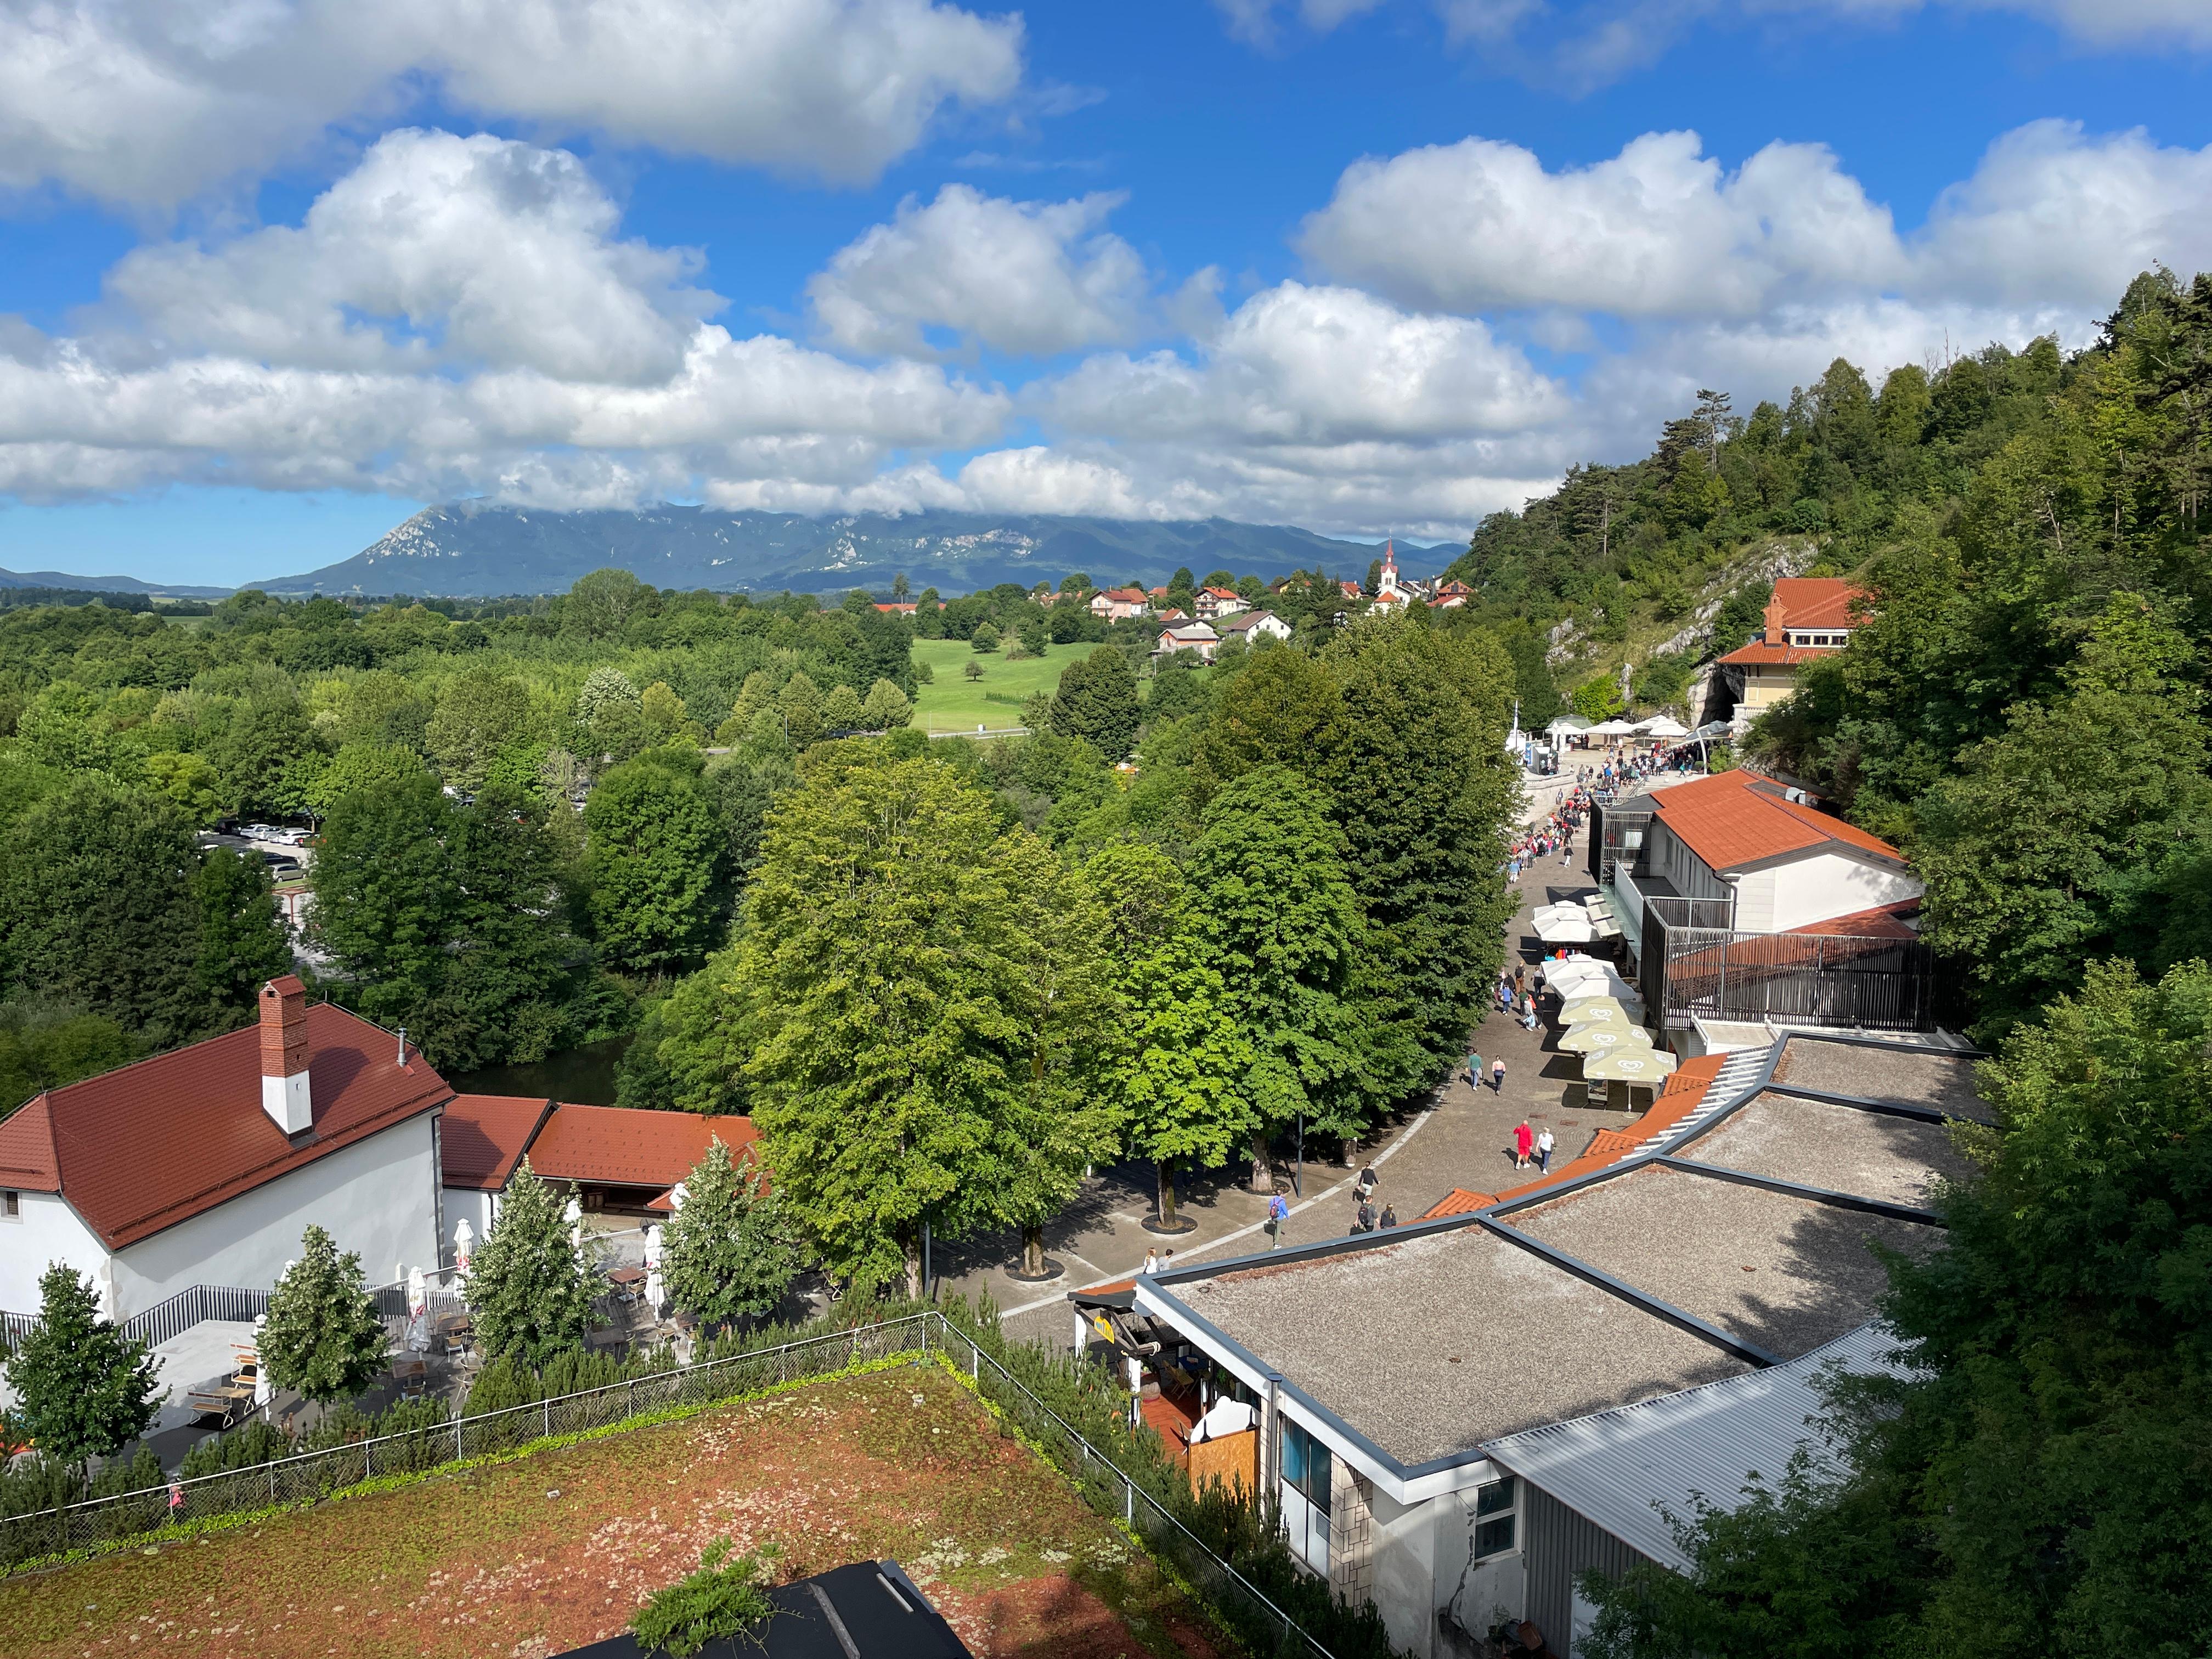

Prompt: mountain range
[0,566,231,599]
[245,504,1457,598]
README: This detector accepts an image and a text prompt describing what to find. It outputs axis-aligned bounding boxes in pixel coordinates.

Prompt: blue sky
[0,0,2206,586]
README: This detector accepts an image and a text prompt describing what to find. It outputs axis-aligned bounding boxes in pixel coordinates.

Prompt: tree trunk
[1023,1223,1045,1277]
[902,1232,923,1302]
[1156,1160,1178,1227]
[1249,1132,1273,1194]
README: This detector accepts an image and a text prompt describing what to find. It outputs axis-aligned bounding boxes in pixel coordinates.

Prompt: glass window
[1281,1419,1332,1515]
[1476,1474,1515,1516]
[1476,1514,1515,1558]
[0,1189,16,1217]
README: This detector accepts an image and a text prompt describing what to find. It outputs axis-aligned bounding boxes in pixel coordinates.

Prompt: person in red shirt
[1513,1118,1534,1170]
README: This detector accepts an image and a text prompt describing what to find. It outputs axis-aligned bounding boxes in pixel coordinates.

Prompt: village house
[439,1097,758,1252]
[1713,578,1867,730]
[1154,619,1220,662]
[1194,585,1250,621]
[1088,586,1149,621]
[1094,1035,1983,1658]
[1217,610,1293,647]
[0,978,447,1324]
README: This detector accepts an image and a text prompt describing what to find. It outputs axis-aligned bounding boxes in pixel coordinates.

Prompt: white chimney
[258,976,313,1134]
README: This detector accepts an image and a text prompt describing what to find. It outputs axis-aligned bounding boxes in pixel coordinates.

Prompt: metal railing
[0,1313,1341,1659]
[119,1285,272,1351]
[0,1311,34,1354]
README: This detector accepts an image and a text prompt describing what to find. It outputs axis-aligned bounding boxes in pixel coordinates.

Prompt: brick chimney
[259,975,312,1134]
[1762,595,1787,647]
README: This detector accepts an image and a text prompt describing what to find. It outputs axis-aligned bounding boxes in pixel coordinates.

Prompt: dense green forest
[0,553,1521,1290]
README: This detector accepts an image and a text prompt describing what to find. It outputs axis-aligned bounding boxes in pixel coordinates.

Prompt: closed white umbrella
[644,1268,665,1313]
[453,1217,475,1272]
[407,1266,427,1316]
[1584,1045,1679,1081]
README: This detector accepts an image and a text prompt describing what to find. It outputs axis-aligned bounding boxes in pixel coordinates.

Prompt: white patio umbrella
[407,1266,427,1316]
[1543,957,1611,988]
[1588,719,1638,736]
[452,1217,475,1272]
[1559,1022,1651,1053]
[1535,913,1599,944]
[1583,1045,1679,1082]
[1639,714,1690,738]
[644,1268,665,1313]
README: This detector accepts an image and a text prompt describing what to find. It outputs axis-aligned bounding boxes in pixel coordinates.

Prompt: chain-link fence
[0,1314,929,1572]
[927,1318,1334,1659]
[1,1311,1342,1659]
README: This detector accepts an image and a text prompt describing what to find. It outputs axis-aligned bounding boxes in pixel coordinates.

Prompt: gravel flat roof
[1679,1092,1977,1211]
[1177,1226,1751,1465]
[1503,1164,1945,1359]
[1770,1037,1990,1121]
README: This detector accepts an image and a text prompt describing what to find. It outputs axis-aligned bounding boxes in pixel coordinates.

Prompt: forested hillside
[1449,268,2212,1040]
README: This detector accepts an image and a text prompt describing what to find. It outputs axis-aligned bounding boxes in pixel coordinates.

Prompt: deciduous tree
[1,1265,160,1469]
[465,1159,598,1368]
[661,1140,805,1329]
[259,1224,389,1407]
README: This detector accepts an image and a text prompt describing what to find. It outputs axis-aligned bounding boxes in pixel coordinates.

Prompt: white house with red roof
[1714,578,1867,729]
[1639,768,1922,935]
[0,978,448,1322]
[1194,585,1250,621]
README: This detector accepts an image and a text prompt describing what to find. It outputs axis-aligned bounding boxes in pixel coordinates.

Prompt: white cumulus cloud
[808,185,1154,359]
[0,0,1025,208]
[1301,122,2212,325]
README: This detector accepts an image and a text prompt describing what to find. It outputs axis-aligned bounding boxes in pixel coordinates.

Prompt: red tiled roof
[1651,769,1904,872]
[1713,639,1842,667]
[1421,1187,1497,1218]
[7,1002,451,1250]
[1771,577,1864,630]
[524,1104,757,1191]
[440,1094,556,1190]
[1098,588,1147,603]
[1791,899,1920,940]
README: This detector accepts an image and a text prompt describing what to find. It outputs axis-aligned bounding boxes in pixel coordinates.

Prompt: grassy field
[911,637,1091,733]
[0,1368,1223,1659]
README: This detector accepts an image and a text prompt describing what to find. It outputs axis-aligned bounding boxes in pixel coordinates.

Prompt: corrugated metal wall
[1522,1483,1650,1655]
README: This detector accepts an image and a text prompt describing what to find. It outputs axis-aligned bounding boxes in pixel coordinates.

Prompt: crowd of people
[1565,740,1704,789]
[1506,787,1592,882]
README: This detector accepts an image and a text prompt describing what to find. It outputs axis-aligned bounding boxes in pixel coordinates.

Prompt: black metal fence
[0,1313,1339,1659]
[1588,804,1653,885]
[0,1311,34,1355]
[1645,907,1937,1030]
[119,1285,272,1351]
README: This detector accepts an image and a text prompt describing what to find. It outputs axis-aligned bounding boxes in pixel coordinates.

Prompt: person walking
[1513,1118,1534,1169]
[1466,1047,1482,1090]
[1355,1198,1377,1234]
[1536,1127,1555,1173]
[1491,1056,1507,1094]
[1380,1204,1398,1229]
[1267,1190,1290,1249]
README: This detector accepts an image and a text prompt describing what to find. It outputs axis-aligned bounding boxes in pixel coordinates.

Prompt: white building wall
[0,1190,110,1314]
[109,1112,442,1319]
[1768,851,1922,933]
[442,1186,498,1264]
[1366,1482,1439,1656]
[1730,868,1776,933]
